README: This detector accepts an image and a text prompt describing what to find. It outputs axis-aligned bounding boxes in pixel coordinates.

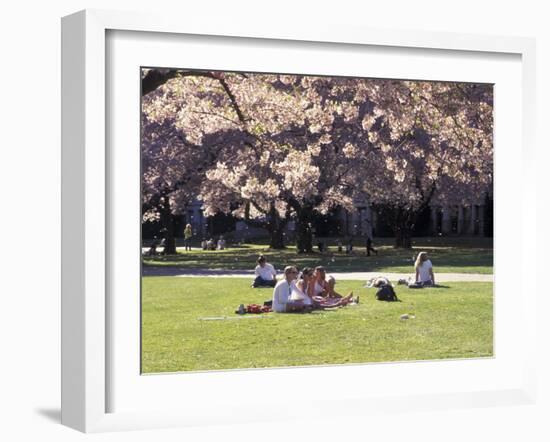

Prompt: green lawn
[142,237,493,274]
[141,277,493,373]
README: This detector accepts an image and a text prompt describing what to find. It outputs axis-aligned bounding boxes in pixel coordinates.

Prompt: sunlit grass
[142,277,493,373]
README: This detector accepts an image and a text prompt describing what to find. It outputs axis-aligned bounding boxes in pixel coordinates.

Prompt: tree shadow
[405,284,451,289]
[142,238,494,273]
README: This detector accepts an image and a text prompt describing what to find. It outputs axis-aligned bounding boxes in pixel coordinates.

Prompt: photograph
[140,68,494,374]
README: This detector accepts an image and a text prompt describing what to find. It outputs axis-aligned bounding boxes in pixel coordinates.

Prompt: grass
[141,277,493,373]
[142,236,493,274]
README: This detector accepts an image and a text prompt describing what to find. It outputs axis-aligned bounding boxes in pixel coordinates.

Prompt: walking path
[142,267,492,282]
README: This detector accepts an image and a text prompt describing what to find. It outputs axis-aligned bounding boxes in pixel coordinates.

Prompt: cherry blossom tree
[141,114,211,254]
[354,80,493,247]
[143,71,370,251]
[193,74,378,252]
[141,71,251,252]
[141,69,493,252]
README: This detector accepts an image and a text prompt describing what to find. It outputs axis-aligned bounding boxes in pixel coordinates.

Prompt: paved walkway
[142,267,492,282]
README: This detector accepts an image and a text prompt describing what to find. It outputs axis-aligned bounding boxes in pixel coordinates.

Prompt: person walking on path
[183,223,193,251]
[366,235,378,256]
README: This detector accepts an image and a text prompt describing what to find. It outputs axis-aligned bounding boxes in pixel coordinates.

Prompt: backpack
[375,284,399,302]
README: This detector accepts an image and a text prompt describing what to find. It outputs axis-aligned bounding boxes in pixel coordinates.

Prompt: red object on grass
[245,304,272,314]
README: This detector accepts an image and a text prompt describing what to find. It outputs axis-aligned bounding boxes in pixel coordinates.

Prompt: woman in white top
[312,266,344,299]
[414,251,435,286]
[290,267,314,305]
[293,267,354,309]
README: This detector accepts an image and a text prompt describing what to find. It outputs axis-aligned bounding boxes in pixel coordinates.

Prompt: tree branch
[141,69,218,96]
[217,77,247,124]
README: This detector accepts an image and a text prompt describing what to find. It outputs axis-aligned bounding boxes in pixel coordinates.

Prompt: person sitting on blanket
[289,267,315,307]
[313,266,344,299]
[272,266,308,313]
[252,255,277,288]
[412,251,435,287]
[295,267,355,310]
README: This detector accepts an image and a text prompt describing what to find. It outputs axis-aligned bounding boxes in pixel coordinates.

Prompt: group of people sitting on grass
[249,250,437,313]
[251,255,357,313]
[272,265,358,313]
[200,235,226,251]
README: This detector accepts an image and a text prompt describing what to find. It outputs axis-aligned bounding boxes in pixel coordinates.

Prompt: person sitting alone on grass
[252,255,277,288]
[409,251,436,288]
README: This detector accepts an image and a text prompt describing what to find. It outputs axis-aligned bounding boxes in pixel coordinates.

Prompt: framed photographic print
[61,9,537,433]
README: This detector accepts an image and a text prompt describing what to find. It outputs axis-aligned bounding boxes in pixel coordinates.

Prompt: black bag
[375,284,399,302]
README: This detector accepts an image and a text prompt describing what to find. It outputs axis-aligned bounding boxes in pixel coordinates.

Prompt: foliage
[141,70,493,250]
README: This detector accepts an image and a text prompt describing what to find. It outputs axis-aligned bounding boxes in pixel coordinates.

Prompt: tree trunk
[160,197,177,255]
[266,205,287,249]
[268,225,286,249]
[392,206,415,249]
[394,226,413,248]
[244,202,287,249]
[295,207,314,254]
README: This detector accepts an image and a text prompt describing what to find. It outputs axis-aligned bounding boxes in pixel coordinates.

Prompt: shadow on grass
[142,237,493,274]
[406,284,452,289]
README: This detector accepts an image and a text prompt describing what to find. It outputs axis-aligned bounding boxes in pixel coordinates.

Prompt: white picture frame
[61,9,537,433]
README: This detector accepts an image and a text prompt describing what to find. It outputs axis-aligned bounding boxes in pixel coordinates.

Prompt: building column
[478,205,485,237]
[198,208,207,237]
[192,207,199,225]
[341,210,349,236]
[362,208,369,237]
[441,206,452,235]
[357,208,365,236]
[365,207,374,238]
[350,211,359,236]
[469,204,477,235]
[371,209,378,237]
[457,206,464,235]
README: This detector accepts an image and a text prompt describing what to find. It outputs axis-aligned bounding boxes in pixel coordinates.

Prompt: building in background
[143,198,493,241]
